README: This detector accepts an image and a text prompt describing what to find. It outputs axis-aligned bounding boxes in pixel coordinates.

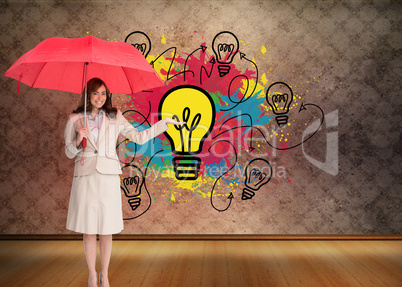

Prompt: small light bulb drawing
[243,158,272,200]
[266,81,294,128]
[125,31,152,58]
[120,165,144,212]
[212,31,239,77]
[159,85,216,180]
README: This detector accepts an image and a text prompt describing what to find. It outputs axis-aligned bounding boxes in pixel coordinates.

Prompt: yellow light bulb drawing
[159,85,216,180]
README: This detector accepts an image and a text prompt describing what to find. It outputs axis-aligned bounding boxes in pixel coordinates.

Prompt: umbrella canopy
[4,35,164,94]
[4,35,165,165]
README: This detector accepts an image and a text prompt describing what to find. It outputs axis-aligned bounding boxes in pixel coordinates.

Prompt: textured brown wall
[0,0,401,234]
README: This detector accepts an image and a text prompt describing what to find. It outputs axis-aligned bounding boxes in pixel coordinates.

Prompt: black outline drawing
[120,164,145,213]
[172,107,202,153]
[118,31,327,213]
[121,150,164,220]
[200,56,216,85]
[125,31,152,58]
[116,104,154,165]
[266,81,293,127]
[183,45,207,82]
[159,85,216,155]
[211,31,239,77]
[212,113,255,152]
[250,102,325,151]
[219,53,259,112]
[242,158,272,200]
[208,140,237,212]
[212,101,324,151]
[151,45,207,82]
[158,85,216,181]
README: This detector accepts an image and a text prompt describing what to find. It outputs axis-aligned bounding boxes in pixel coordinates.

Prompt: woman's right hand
[165,118,186,126]
[76,127,88,147]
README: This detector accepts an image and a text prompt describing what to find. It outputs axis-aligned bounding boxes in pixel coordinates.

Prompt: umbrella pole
[80,63,88,166]
[82,62,88,148]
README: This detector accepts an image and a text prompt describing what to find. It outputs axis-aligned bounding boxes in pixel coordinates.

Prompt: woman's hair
[73,78,117,118]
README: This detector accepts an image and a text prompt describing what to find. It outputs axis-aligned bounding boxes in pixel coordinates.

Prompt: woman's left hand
[165,118,186,125]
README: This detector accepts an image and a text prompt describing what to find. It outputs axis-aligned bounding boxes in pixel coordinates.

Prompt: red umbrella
[4,35,164,158]
[4,35,163,94]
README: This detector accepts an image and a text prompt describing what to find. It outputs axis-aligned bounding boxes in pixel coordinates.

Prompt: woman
[64,78,183,287]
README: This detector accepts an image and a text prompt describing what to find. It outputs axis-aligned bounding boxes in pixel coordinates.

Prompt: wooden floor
[0,240,401,286]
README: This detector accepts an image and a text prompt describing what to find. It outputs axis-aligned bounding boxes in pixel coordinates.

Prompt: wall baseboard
[0,234,401,240]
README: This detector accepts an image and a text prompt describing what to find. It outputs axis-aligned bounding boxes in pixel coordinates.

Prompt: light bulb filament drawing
[217,43,235,62]
[273,93,288,105]
[247,168,267,187]
[133,43,147,55]
[173,107,202,153]
[125,31,152,58]
[122,176,141,197]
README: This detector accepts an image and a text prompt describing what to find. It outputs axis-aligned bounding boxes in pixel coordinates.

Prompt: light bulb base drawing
[173,156,201,181]
[127,197,141,211]
[242,188,256,200]
[217,64,231,77]
[275,115,289,128]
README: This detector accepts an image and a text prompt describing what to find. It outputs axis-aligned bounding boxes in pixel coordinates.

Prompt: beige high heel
[99,272,110,287]
[88,274,98,287]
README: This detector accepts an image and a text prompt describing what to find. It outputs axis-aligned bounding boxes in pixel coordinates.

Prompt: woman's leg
[83,234,98,286]
[99,234,112,286]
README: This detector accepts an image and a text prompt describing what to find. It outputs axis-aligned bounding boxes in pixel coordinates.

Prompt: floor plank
[0,240,401,286]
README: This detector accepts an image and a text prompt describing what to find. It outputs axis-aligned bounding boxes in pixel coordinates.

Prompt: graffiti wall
[0,0,401,234]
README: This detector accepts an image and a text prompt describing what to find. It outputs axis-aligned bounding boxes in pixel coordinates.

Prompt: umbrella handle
[80,137,87,166]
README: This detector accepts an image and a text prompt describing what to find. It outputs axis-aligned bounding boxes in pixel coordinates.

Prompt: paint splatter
[118,31,323,201]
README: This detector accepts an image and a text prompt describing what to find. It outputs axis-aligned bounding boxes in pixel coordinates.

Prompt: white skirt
[66,170,124,235]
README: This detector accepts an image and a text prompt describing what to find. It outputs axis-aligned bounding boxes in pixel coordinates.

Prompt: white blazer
[65,109,169,176]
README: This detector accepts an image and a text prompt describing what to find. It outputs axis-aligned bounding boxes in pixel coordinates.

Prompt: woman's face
[90,85,107,112]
